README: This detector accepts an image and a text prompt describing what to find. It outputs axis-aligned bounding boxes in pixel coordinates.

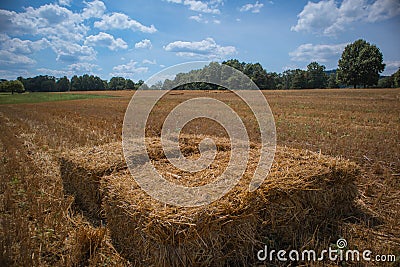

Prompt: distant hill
[324,69,337,75]
[324,69,388,79]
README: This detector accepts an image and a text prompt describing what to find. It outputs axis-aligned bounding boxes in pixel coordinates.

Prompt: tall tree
[307,62,327,89]
[222,59,246,72]
[327,73,339,88]
[377,76,393,88]
[393,68,400,88]
[109,77,126,90]
[337,39,385,88]
[41,78,56,92]
[0,80,25,94]
[243,63,269,89]
[70,75,82,91]
[125,79,135,89]
[56,76,70,92]
[291,69,307,89]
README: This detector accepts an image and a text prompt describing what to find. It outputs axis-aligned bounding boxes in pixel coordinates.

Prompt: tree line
[156,60,398,91]
[156,60,332,90]
[1,39,399,93]
[158,39,398,90]
[2,75,145,93]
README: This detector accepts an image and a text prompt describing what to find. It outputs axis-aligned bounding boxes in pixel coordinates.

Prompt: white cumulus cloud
[0,34,49,55]
[0,0,162,78]
[0,50,36,66]
[367,0,400,22]
[240,1,264,13]
[84,32,128,51]
[166,0,221,14]
[0,34,49,66]
[142,59,157,65]
[0,4,86,41]
[58,0,72,6]
[164,37,237,59]
[94,12,157,33]
[68,62,101,72]
[49,37,97,63]
[292,0,400,36]
[110,60,148,79]
[289,43,348,63]
[384,60,400,75]
[135,39,152,49]
[189,14,208,23]
[81,0,106,19]
[189,14,221,24]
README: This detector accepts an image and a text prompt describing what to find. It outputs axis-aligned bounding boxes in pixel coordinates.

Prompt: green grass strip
[0,92,116,105]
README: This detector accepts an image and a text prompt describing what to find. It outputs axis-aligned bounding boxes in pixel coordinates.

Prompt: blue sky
[0,0,399,81]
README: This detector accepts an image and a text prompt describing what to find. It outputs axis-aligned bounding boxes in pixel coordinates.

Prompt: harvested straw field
[1,89,399,266]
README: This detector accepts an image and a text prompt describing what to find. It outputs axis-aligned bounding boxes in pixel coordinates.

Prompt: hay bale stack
[101,142,360,266]
[60,142,126,219]
[60,135,231,220]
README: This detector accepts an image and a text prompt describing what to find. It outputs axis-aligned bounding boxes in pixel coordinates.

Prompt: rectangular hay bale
[60,142,126,219]
[60,135,231,220]
[101,145,360,266]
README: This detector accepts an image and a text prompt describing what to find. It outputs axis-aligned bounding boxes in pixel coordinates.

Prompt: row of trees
[159,39,397,90]
[377,70,400,88]
[14,75,145,92]
[156,60,332,90]
[157,60,398,91]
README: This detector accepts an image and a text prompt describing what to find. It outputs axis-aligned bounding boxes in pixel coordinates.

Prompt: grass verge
[0,92,116,104]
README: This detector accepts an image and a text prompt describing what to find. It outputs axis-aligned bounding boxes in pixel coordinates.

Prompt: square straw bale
[60,142,126,219]
[60,135,231,220]
[101,142,360,266]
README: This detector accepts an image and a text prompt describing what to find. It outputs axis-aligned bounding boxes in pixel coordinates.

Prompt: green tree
[56,76,70,91]
[102,80,108,90]
[244,63,269,89]
[0,80,25,94]
[377,76,393,88]
[266,72,280,89]
[337,39,385,88]
[41,79,56,91]
[393,68,400,88]
[291,69,307,89]
[125,79,135,89]
[327,73,339,88]
[109,77,126,90]
[150,81,163,90]
[222,59,245,72]
[81,74,90,90]
[162,79,175,90]
[281,70,294,89]
[70,75,82,91]
[306,62,327,88]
